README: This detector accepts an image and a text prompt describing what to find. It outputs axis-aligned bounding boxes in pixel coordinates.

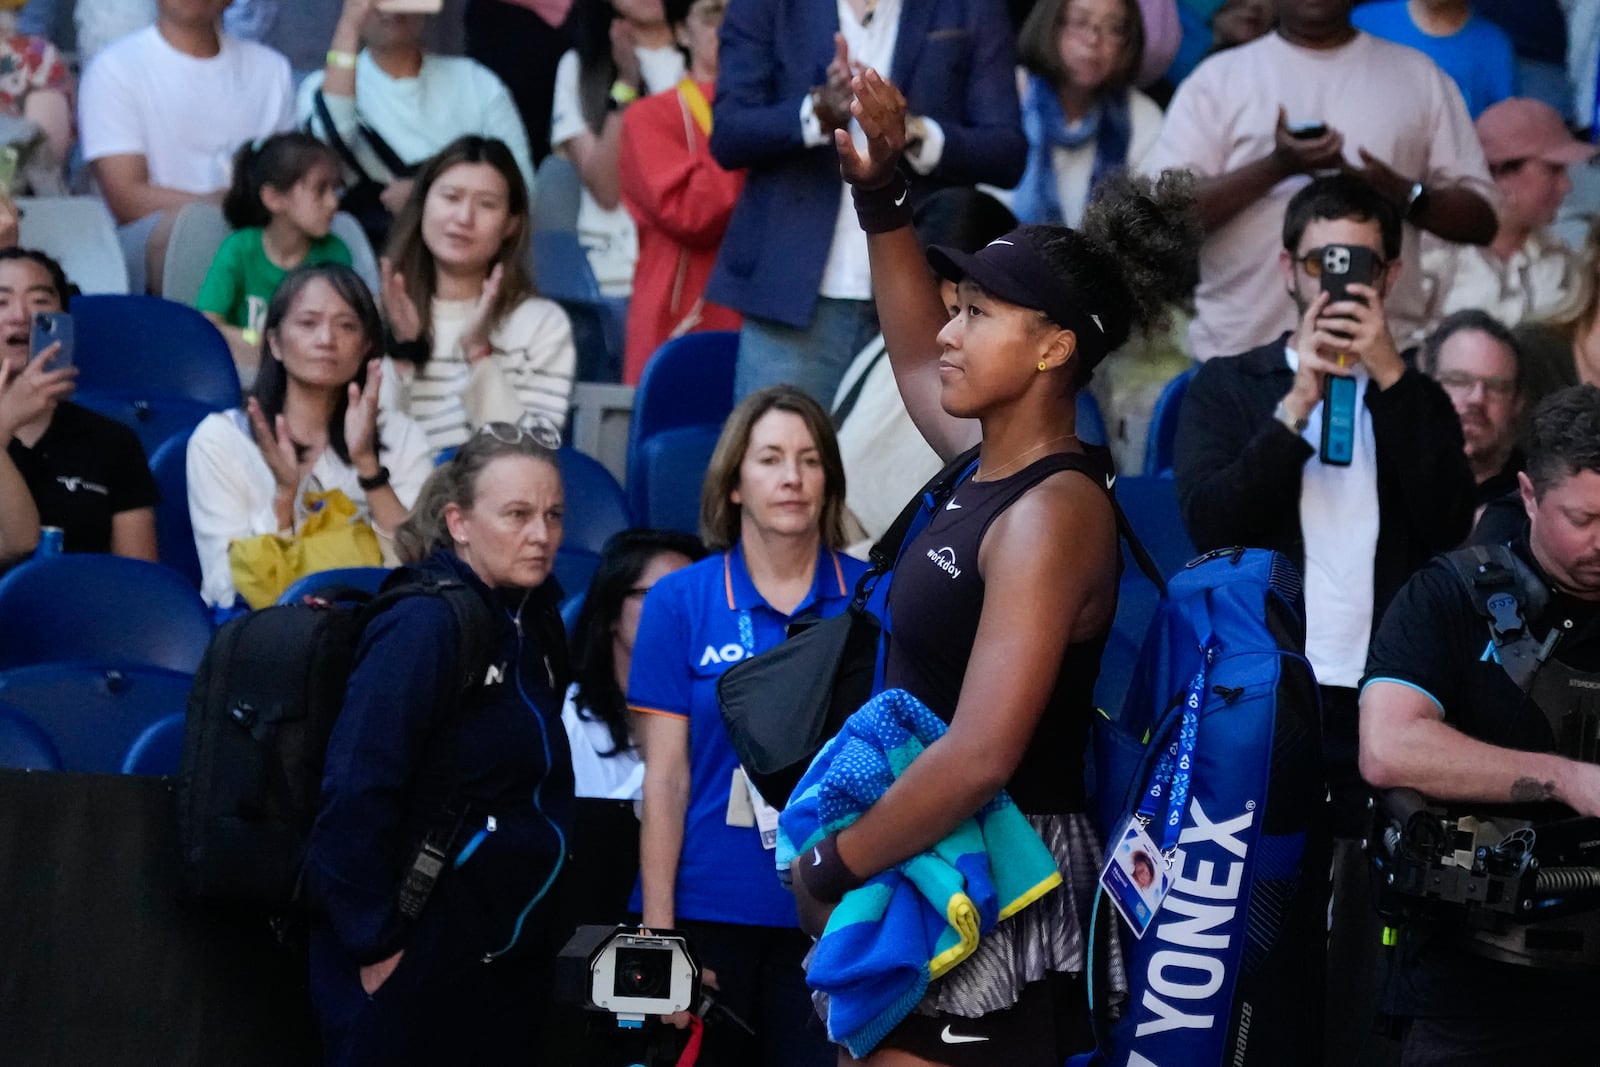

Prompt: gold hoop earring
[1038,360,1048,372]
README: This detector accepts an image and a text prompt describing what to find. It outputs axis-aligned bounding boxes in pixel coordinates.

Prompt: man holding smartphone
[1173,175,1476,1055]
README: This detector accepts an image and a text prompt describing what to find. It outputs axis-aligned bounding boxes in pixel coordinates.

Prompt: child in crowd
[196,132,351,384]
[379,135,575,455]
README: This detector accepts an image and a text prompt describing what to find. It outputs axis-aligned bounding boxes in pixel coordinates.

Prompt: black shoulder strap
[1446,544,1554,692]
[363,575,499,693]
[310,90,416,185]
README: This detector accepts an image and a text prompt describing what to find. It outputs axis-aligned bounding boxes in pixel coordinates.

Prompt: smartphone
[30,311,74,369]
[1286,121,1328,140]
[1319,243,1378,307]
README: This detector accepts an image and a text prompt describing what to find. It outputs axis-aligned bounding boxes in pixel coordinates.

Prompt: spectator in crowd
[1010,0,1163,228]
[1141,0,1496,361]
[1360,384,1600,1065]
[1424,309,1526,518]
[832,187,1016,548]
[379,135,576,454]
[1475,0,1572,121]
[197,133,351,385]
[632,385,864,1067]
[1416,98,1595,345]
[559,528,704,929]
[465,0,575,166]
[0,247,158,568]
[1573,0,1600,139]
[1351,0,1516,119]
[0,0,72,194]
[550,0,685,299]
[187,264,432,608]
[1174,174,1474,826]
[302,0,536,253]
[78,0,295,296]
[1172,173,1474,1064]
[306,426,574,1065]
[789,71,1200,1061]
[225,0,343,79]
[707,0,1027,405]
[1515,218,1600,414]
[616,0,743,384]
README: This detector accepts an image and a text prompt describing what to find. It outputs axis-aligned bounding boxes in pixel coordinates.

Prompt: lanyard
[678,78,713,137]
[1136,643,1214,855]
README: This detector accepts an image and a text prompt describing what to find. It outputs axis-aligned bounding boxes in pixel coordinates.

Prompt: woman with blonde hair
[1514,217,1600,424]
[631,384,864,1067]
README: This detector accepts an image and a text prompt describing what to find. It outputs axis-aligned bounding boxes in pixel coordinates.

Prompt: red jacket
[618,79,744,384]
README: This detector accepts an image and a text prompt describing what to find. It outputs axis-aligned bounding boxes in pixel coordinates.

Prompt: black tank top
[881,448,1115,815]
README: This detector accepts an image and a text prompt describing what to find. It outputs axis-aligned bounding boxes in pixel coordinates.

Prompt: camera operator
[1360,384,1600,1065]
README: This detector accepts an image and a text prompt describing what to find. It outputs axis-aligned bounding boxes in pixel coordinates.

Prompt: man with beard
[1424,309,1526,522]
[1361,384,1600,1065]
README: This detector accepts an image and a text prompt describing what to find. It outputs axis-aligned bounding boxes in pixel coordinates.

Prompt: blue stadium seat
[561,592,586,638]
[149,431,202,588]
[0,663,193,773]
[0,701,62,771]
[0,555,213,673]
[1143,367,1195,477]
[72,391,218,459]
[70,294,241,411]
[553,549,601,606]
[275,567,392,606]
[626,331,737,521]
[120,711,185,776]
[531,231,624,384]
[637,424,720,535]
[552,446,632,602]
[1076,391,1107,447]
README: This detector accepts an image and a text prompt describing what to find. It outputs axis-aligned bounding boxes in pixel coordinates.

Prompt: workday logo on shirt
[926,546,962,580]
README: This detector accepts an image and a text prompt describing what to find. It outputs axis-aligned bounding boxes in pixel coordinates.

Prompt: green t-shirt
[195,228,353,334]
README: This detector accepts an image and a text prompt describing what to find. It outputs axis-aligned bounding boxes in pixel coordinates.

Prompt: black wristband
[385,331,428,364]
[802,832,864,904]
[357,465,391,492]
[851,171,913,235]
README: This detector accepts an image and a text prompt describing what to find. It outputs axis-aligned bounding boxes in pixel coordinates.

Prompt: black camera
[557,925,702,1021]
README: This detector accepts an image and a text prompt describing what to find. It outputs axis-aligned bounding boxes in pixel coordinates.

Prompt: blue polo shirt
[628,542,867,927]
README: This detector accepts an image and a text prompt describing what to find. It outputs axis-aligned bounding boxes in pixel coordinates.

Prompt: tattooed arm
[1360,681,1600,815]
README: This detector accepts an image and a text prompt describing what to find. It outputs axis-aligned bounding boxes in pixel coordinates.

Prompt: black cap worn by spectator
[926,228,1111,365]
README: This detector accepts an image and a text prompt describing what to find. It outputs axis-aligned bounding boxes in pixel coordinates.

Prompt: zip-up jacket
[306,550,574,967]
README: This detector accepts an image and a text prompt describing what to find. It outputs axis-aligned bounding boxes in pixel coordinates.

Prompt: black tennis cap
[926,226,1108,357]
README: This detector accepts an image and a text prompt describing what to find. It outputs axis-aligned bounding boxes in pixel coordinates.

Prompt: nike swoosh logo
[940,1025,989,1044]
[894,188,907,207]
[1105,474,1117,490]
[945,499,961,511]
[811,847,823,866]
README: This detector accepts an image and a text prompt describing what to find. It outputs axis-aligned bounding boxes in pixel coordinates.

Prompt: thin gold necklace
[976,433,1078,481]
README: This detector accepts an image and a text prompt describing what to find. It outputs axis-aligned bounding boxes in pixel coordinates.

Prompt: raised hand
[835,68,907,190]
[0,346,76,441]
[813,33,856,133]
[459,263,503,365]
[1345,147,1415,208]
[246,396,308,496]
[1271,108,1345,176]
[344,359,383,469]
[611,19,642,91]
[380,257,422,347]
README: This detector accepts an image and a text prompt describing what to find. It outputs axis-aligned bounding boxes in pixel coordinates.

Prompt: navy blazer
[706,0,1026,327]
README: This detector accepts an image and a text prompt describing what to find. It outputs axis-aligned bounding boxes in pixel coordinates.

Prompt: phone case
[29,311,74,369]
[1320,374,1357,466]
[1320,244,1378,307]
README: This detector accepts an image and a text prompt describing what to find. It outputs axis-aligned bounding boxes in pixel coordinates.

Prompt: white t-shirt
[185,407,434,608]
[1284,346,1380,689]
[300,52,537,195]
[1141,31,1495,360]
[561,683,645,801]
[79,26,296,196]
[549,45,684,297]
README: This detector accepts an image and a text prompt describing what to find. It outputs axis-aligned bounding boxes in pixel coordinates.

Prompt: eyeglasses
[476,421,563,450]
[1293,247,1389,280]
[1436,370,1518,400]
[1061,14,1128,43]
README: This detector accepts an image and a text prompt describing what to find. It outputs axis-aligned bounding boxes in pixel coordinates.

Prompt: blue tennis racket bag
[1073,547,1328,1067]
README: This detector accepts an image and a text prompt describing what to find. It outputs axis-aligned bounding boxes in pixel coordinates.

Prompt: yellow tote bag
[227,488,383,609]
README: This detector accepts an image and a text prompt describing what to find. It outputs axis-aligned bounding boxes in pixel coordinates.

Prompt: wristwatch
[1274,400,1308,434]
[357,465,391,492]
[1403,180,1428,219]
[608,80,640,111]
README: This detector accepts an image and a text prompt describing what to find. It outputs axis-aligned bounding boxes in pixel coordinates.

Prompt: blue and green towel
[776,688,1063,1058]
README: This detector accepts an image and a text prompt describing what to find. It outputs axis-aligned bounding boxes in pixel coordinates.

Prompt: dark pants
[1400,1014,1593,1066]
[463,0,571,165]
[675,919,834,1067]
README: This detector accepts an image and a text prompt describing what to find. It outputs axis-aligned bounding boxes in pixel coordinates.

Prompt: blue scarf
[1014,75,1132,226]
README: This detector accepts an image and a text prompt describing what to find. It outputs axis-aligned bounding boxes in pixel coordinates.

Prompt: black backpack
[177,575,496,908]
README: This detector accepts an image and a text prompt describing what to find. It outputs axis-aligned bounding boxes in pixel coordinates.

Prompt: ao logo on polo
[699,643,749,667]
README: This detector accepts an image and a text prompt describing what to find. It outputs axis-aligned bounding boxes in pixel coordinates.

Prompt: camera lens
[613,947,671,998]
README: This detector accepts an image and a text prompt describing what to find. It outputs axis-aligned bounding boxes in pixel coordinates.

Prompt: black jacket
[1173,335,1475,639]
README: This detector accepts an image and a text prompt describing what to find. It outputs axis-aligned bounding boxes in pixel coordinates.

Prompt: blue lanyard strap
[1136,643,1213,854]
